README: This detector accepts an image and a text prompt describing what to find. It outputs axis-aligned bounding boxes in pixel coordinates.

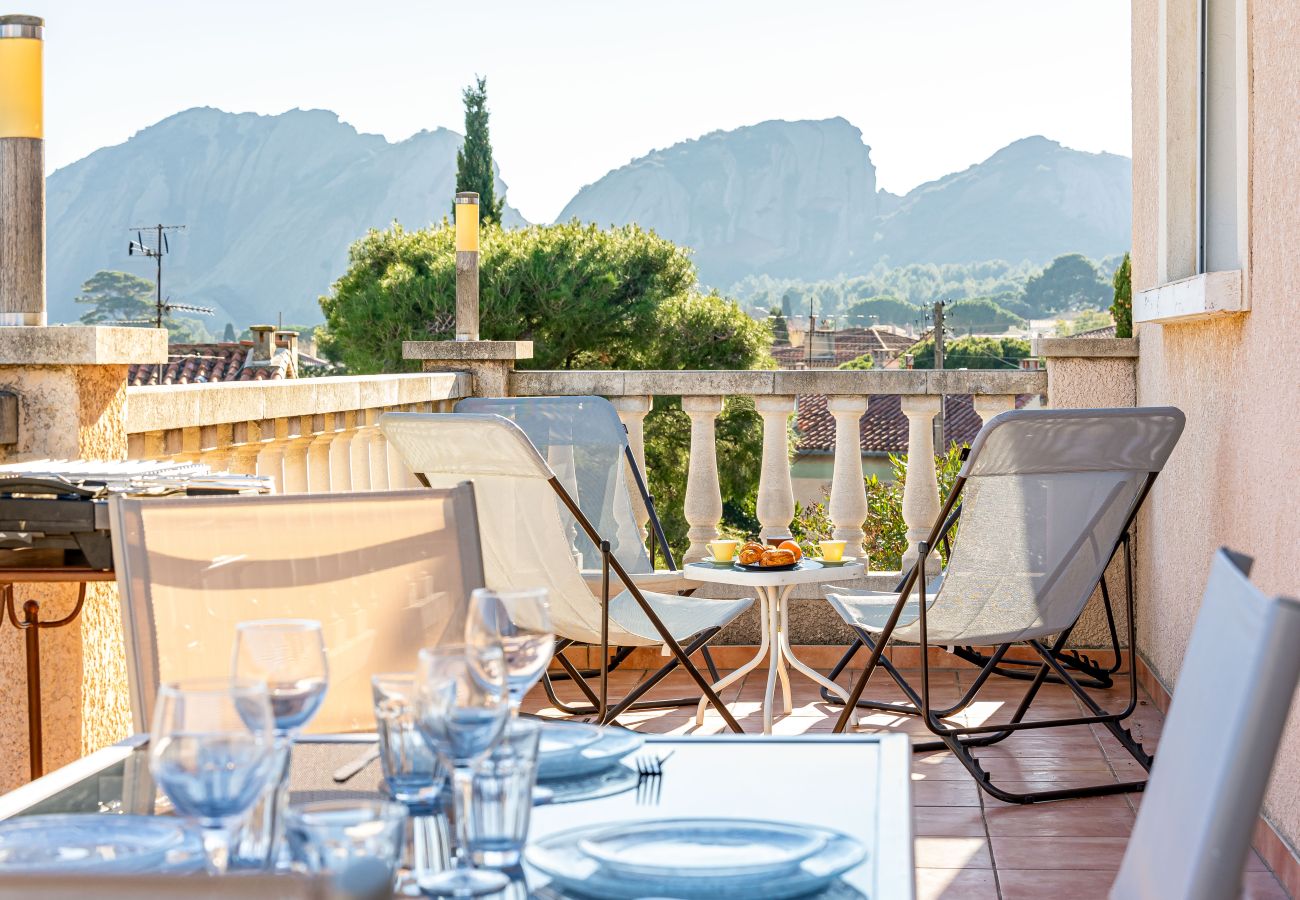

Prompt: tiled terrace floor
[523,659,1291,900]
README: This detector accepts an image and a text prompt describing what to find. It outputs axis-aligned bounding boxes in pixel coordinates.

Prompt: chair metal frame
[828,464,1160,804]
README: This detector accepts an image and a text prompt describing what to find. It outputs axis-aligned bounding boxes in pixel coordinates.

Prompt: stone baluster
[385,407,416,488]
[128,430,165,461]
[900,396,942,576]
[365,410,390,490]
[306,413,336,493]
[755,395,796,542]
[827,396,869,556]
[254,418,287,493]
[329,411,357,492]
[228,421,263,476]
[280,416,313,494]
[164,426,201,464]
[350,415,374,490]
[973,394,1016,425]
[681,396,724,562]
[612,395,653,540]
[198,423,234,473]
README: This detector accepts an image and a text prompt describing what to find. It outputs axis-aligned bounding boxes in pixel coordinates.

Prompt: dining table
[0,730,915,899]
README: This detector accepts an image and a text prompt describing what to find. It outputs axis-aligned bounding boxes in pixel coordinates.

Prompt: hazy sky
[26,0,1130,224]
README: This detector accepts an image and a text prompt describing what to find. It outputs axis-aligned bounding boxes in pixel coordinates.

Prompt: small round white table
[683,558,866,734]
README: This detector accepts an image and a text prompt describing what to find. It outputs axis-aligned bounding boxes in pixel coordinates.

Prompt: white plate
[526,819,866,899]
[536,724,644,781]
[812,556,858,566]
[576,818,827,880]
[0,815,204,874]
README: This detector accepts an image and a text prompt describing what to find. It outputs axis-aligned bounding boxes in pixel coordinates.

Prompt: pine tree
[454,76,504,224]
[222,322,237,342]
[1110,253,1132,338]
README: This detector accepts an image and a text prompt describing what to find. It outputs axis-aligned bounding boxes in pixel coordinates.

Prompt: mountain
[558,123,1131,286]
[872,136,1131,266]
[46,107,524,327]
[556,117,882,288]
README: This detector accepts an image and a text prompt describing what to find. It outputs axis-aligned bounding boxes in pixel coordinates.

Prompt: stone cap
[1031,337,1139,359]
[0,326,168,365]
[403,340,533,362]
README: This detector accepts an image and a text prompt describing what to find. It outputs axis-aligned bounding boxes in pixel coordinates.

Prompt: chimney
[0,14,45,325]
[274,329,299,378]
[249,324,276,362]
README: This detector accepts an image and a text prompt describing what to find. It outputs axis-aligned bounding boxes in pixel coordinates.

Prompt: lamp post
[0,14,44,325]
[454,191,480,341]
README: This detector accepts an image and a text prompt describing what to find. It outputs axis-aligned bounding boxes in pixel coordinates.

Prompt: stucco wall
[1133,0,1300,859]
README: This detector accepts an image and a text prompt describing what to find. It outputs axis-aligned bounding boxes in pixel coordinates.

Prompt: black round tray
[733,560,799,572]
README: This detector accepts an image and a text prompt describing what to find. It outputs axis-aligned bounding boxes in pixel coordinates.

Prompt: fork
[634,750,675,778]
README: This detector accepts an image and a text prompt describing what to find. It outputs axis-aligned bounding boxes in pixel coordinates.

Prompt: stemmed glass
[232,619,329,865]
[415,641,510,896]
[467,588,554,713]
[149,678,276,874]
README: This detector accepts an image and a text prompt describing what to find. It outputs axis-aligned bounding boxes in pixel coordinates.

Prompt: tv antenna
[127,224,212,328]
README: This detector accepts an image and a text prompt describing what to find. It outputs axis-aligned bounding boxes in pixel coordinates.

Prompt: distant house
[772,325,917,369]
[127,326,336,386]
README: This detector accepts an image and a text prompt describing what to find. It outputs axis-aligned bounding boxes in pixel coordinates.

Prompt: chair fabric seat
[825,576,944,644]
[582,569,696,594]
[607,589,753,647]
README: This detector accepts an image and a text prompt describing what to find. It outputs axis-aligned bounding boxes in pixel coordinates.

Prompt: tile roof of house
[772,327,919,369]
[127,342,290,386]
[1069,324,1118,338]
[795,392,1031,454]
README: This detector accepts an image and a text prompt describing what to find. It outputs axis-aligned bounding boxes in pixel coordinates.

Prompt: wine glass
[416,643,510,896]
[232,619,329,866]
[149,678,276,874]
[467,588,554,713]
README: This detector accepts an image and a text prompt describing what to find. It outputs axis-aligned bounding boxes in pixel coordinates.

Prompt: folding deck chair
[1111,548,1300,900]
[824,407,1185,803]
[455,395,696,699]
[110,485,486,733]
[380,412,752,731]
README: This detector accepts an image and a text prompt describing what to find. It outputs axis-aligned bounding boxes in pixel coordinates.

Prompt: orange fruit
[778,540,803,561]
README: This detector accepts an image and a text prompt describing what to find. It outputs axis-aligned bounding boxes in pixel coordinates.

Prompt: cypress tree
[454,76,504,224]
[1110,253,1132,338]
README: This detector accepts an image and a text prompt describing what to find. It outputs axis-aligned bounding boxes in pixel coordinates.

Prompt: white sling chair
[110,485,485,734]
[380,412,753,731]
[1111,549,1300,900]
[825,407,1186,804]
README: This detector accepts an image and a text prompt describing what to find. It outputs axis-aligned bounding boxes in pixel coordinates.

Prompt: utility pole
[932,300,946,452]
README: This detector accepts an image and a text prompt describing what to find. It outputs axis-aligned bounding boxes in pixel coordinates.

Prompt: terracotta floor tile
[915,867,1000,900]
[991,836,1130,870]
[1241,870,1291,899]
[914,806,987,837]
[983,799,1135,836]
[912,778,982,807]
[915,836,993,869]
[998,868,1120,899]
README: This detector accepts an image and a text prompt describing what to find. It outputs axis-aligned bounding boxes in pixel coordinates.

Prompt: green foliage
[791,445,966,570]
[945,297,1025,333]
[843,295,921,328]
[1110,252,1132,338]
[1055,308,1114,336]
[222,322,237,342]
[454,76,504,224]
[838,353,874,370]
[909,336,1031,370]
[74,270,211,341]
[769,307,790,344]
[1019,253,1111,317]
[320,219,770,557]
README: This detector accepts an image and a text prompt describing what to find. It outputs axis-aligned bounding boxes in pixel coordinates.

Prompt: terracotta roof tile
[773,327,919,369]
[795,392,1032,454]
[127,342,291,386]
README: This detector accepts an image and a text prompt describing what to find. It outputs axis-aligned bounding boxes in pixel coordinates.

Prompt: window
[1198,0,1245,274]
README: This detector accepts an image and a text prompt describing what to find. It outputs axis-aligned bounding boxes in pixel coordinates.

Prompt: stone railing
[509,368,1047,568]
[125,372,472,492]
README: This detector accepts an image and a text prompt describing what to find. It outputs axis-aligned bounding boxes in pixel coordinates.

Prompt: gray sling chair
[1111,548,1300,900]
[380,412,752,731]
[110,486,485,734]
[823,407,1186,804]
[454,395,701,710]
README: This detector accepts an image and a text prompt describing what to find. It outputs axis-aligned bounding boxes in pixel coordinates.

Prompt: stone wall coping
[403,340,533,361]
[1031,337,1140,359]
[0,326,169,365]
[510,368,1045,397]
[126,372,472,433]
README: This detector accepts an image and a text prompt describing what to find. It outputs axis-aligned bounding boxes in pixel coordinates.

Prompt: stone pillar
[0,326,167,790]
[900,395,941,576]
[254,418,287,491]
[366,409,390,490]
[228,421,263,476]
[305,414,335,493]
[972,394,1016,425]
[827,395,868,557]
[1033,336,1140,649]
[197,423,234,473]
[681,396,723,562]
[754,395,796,541]
[612,395,653,540]
[328,412,357,492]
[403,340,532,398]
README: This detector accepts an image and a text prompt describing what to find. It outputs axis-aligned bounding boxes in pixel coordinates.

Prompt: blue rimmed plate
[525,818,867,899]
[577,818,827,880]
[0,815,204,874]
[536,724,643,781]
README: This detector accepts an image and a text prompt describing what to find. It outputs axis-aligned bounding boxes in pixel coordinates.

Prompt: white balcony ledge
[1134,270,1244,325]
